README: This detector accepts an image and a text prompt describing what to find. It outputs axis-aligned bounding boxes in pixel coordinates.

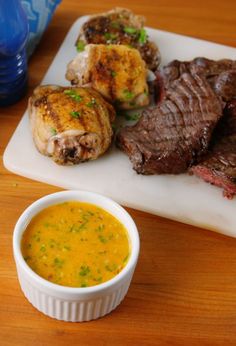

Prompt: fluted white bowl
[13,190,140,322]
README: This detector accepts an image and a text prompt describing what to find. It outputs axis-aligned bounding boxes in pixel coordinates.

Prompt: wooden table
[1,1,236,345]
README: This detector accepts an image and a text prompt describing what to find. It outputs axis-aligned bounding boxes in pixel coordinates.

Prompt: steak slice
[190,100,236,199]
[213,70,236,101]
[117,72,223,174]
[163,58,236,101]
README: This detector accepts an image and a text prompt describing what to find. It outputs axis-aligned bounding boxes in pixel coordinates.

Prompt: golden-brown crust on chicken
[66,44,149,110]
[76,7,160,71]
[29,85,115,165]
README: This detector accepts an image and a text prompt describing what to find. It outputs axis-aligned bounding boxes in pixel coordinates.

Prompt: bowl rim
[13,190,140,294]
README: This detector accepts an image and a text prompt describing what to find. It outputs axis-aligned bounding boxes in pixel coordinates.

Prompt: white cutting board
[3,16,236,237]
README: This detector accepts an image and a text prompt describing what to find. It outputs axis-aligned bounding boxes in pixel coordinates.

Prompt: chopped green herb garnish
[124,112,141,121]
[74,95,82,102]
[86,98,97,107]
[98,235,108,243]
[69,222,87,233]
[123,89,134,100]
[105,264,117,272]
[63,245,71,251]
[70,111,81,118]
[111,70,117,77]
[111,21,120,29]
[104,32,117,41]
[79,222,88,230]
[124,27,137,35]
[54,258,64,268]
[21,201,130,288]
[40,245,46,252]
[50,128,57,136]
[76,40,85,52]
[79,265,90,276]
[64,89,83,102]
[106,44,113,50]
[96,224,105,232]
[64,89,74,95]
[139,28,147,44]
[123,44,134,49]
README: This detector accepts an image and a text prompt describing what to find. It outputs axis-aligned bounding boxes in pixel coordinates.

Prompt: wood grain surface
[1,1,236,345]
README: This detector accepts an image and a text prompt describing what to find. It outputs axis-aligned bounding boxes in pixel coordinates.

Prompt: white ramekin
[13,190,140,322]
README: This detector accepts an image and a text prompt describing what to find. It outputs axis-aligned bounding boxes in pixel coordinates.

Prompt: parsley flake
[50,128,57,136]
[111,21,120,29]
[104,32,117,41]
[124,113,141,121]
[98,235,107,243]
[64,89,83,102]
[86,98,97,107]
[123,89,134,100]
[124,27,137,35]
[76,40,85,52]
[54,258,64,268]
[70,111,81,118]
[139,28,147,44]
[79,265,90,276]
[111,70,117,77]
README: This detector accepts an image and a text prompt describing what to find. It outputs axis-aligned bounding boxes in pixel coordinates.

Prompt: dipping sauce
[21,201,130,287]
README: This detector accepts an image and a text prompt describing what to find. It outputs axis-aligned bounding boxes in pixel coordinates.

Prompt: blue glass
[21,0,61,57]
[0,0,29,106]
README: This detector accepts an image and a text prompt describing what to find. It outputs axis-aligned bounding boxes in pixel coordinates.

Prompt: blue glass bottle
[0,0,29,106]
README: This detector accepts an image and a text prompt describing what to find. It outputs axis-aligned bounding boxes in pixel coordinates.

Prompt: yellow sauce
[21,201,130,288]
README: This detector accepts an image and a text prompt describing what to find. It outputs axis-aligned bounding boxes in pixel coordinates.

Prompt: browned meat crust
[117,73,222,174]
[191,100,236,199]
[66,44,149,110]
[161,57,236,197]
[76,8,160,71]
[29,85,115,165]
[163,57,236,101]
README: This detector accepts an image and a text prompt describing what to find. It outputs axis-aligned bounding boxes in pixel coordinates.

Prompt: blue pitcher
[0,0,29,106]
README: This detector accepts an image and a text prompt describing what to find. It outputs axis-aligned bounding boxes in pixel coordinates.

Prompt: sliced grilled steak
[214,70,236,101]
[190,99,236,199]
[163,58,236,101]
[117,73,223,174]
